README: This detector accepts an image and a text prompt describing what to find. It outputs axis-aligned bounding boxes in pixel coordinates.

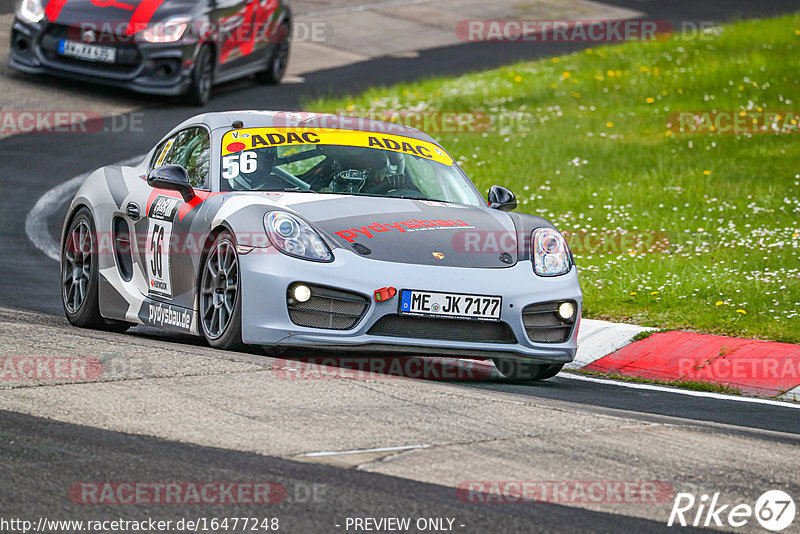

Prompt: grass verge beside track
[308,14,800,343]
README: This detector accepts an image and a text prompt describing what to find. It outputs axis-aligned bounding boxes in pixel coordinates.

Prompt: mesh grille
[522,302,575,343]
[368,315,516,344]
[287,286,368,330]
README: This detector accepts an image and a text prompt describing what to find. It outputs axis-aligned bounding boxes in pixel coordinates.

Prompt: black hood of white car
[284,195,520,268]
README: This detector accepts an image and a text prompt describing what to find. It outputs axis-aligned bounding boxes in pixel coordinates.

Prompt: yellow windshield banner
[221,128,454,166]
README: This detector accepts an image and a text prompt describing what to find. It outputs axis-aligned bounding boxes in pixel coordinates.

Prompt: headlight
[18,0,44,23]
[142,16,189,43]
[265,212,333,262]
[532,228,571,276]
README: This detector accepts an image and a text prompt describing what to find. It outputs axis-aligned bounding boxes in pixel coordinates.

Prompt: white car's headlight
[18,0,44,23]
[532,228,571,276]
[265,212,333,262]
[142,16,190,43]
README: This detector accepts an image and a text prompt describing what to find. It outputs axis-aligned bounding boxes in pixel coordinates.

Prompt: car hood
[44,0,192,29]
[281,194,519,268]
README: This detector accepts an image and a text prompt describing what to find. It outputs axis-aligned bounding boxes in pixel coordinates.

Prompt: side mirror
[488,185,517,211]
[147,164,195,202]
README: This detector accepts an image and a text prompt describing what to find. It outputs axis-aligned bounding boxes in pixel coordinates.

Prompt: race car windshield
[219,142,484,207]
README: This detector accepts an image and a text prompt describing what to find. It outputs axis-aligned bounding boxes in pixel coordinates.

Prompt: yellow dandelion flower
[552,57,560,63]
[651,291,659,296]
[736,309,747,314]
[793,233,799,238]
[715,301,724,306]
[739,110,747,116]
[562,72,571,79]
[646,97,655,103]
[514,75,522,82]
[639,66,649,72]
[606,122,614,128]
[665,130,673,136]
[346,104,355,111]
[703,170,711,175]
[551,83,557,89]
[607,70,615,77]
[630,292,637,296]
[585,48,593,54]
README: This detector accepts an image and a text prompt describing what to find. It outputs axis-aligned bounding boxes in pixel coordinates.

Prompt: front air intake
[287,285,368,330]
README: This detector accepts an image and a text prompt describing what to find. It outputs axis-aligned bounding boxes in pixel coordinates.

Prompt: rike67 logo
[668,490,796,531]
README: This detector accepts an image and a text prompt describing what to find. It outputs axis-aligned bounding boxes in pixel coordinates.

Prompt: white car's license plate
[399,289,502,321]
[58,40,117,63]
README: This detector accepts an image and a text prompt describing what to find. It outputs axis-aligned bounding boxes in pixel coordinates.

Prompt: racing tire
[492,359,562,381]
[61,208,105,329]
[186,44,214,107]
[199,231,246,351]
[255,23,290,85]
[537,363,565,380]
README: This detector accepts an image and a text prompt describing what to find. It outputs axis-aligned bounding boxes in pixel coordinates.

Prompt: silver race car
[61,111,582,380]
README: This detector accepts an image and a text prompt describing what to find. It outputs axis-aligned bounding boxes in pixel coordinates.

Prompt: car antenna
[232,120,244,128]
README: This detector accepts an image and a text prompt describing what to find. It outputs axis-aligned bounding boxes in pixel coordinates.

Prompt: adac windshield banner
[221,128,454,166]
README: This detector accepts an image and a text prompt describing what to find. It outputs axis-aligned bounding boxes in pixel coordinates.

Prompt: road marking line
[297,444,429,457]
[25,156,144,261]
[562,372,800,409]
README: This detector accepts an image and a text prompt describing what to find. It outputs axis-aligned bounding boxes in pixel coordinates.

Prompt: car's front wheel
[492,358,564,381]
[200,231,245,351]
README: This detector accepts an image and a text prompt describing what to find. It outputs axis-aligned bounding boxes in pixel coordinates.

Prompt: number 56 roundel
[146,195,181,298]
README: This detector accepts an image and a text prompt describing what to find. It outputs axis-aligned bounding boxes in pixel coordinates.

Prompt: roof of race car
[176,111,436,143]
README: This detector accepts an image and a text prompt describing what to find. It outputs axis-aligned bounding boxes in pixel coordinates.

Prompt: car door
[139,126,211,309]
[214,0,279,76]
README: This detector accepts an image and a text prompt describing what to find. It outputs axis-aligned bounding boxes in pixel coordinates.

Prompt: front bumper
[240,246,582,364]
[9,17,194,96]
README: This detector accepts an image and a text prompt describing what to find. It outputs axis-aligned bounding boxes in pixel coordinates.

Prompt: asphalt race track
[1,1,800,533]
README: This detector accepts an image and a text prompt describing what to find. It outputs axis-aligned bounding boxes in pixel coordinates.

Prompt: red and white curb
[580,330,800,400]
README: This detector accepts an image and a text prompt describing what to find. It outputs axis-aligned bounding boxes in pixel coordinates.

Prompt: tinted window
[153,127,211,189]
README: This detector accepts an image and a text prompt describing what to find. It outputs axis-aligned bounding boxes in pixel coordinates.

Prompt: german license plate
[59,40,116,63]
[399,289,502,321]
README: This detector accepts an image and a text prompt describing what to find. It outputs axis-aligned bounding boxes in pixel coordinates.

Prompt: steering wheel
[386,188,425,198]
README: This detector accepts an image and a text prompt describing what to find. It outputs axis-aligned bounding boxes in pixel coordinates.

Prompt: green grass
[306,14,800,343]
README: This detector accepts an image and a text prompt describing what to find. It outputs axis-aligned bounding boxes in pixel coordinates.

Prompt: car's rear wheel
[186,44,213,106]
[200,231,245,351]
[255,22,290,85]
[62,209,102,328]
[62,208,134,332]
[492,359,563,381]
